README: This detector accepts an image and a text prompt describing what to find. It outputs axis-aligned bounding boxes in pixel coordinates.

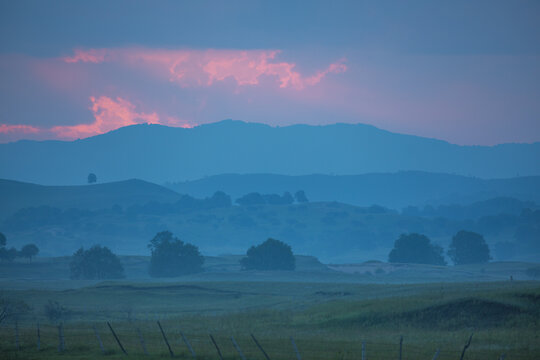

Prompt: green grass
[0,278,539,359]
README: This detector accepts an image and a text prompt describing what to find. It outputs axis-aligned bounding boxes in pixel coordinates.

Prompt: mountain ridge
[1,120,539,184]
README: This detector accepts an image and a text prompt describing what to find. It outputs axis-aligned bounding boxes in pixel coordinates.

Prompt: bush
[44,300,71,323]
[69,245,124,279]
[148,231,204,277]
[448,230,491,265]
[388,233,446,265]
[240,238,296,271]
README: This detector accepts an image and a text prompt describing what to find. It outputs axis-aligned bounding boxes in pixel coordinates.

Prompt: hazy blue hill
[1,120,539,184]
[167,172,540,209]
[0,178,182,220]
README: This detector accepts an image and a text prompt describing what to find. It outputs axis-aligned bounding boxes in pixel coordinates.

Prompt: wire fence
[0,320,535,359]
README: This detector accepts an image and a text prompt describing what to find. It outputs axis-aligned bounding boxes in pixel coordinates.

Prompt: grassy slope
[0,178,182,220]
[0,278,538,359]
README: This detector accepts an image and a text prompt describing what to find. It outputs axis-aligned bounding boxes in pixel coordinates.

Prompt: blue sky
[1,0,539,145]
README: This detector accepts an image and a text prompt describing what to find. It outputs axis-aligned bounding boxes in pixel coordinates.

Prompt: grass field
[0,263,539,359]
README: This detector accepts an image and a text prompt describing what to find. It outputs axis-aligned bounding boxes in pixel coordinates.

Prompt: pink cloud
[62,48,347,90]
[0,124,40,134]
[63,49,107,64]
[50,96,159,138]
[51,96,192,139]
[1,96,193,141]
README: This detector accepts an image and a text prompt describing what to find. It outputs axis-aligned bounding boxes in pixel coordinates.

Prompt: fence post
[210,334,225,360]
[157,321,174,358]
[459,333,473,360]
[291,337,302,360]
[58,323,65,352]
[107,321,127,355]
[137,327,149,355]
[37,322,41,351]
[15,319,20,350]
[231,336,247,360]
[93,325,105,354]
[251,333,271,360]
[361,341,365,360]
[180,330,196,358]
[399,335,403,360]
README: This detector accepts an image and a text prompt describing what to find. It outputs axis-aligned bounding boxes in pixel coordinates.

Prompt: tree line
[69,233,295,280]
[388,230,491,265]
[69,228,492,280]
[0,232,39,262]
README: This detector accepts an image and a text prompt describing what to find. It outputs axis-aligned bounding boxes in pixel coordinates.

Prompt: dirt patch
[400,298,524,329]
[328,297,527,329]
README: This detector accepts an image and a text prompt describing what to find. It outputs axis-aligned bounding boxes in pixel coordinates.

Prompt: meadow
[0,258,539,359]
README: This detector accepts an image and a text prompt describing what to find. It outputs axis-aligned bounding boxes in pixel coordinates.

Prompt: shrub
[148,231,204,277]
[70,245,124,279]
[240,238,296,271]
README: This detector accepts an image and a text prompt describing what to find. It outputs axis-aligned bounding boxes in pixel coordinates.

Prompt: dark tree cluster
[240,238,296,271]
[235,190,308,206]
[388,233,446,265]
[148,231,204,277]
[127,191,232,215]
[0,232,39,262]
[388,230,491,265]
[69,245,124,279]
[448,230,491,265]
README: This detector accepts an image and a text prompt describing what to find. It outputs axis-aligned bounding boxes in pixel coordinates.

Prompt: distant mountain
[167,172,540,209]
[0,178,182,220]
[1,120,539,185]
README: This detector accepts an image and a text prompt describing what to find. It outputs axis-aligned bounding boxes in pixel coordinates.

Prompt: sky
[0,0,539,145]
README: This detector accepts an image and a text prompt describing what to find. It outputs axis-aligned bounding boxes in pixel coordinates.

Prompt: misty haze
[1,1,539,359]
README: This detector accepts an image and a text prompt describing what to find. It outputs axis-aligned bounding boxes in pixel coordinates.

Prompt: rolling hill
[1,120,539,185]
[0,178,182,220]
[167,172,540,209]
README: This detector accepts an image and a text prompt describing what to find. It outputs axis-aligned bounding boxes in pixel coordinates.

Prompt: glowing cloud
[1,96,192,141]
[50,96,191,139]
[63,48,347,90]
[0,124,40,134]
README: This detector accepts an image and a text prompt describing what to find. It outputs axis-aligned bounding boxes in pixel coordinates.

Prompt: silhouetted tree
[388,233,446,265]
[236,192,265,206]
[87,173,97,184]
[0,232,14,262]
[69,245,124,279]
[148,231,204,277]
[294,190,309,203]
[19,244,39,261]
[448,230,491,265]
[240,238,296,271]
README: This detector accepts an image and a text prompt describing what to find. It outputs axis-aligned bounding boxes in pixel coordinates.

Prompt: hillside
[1,120,540,185]
[0,178,182,220]
[4,198,539,263]
[166,172,540,209]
